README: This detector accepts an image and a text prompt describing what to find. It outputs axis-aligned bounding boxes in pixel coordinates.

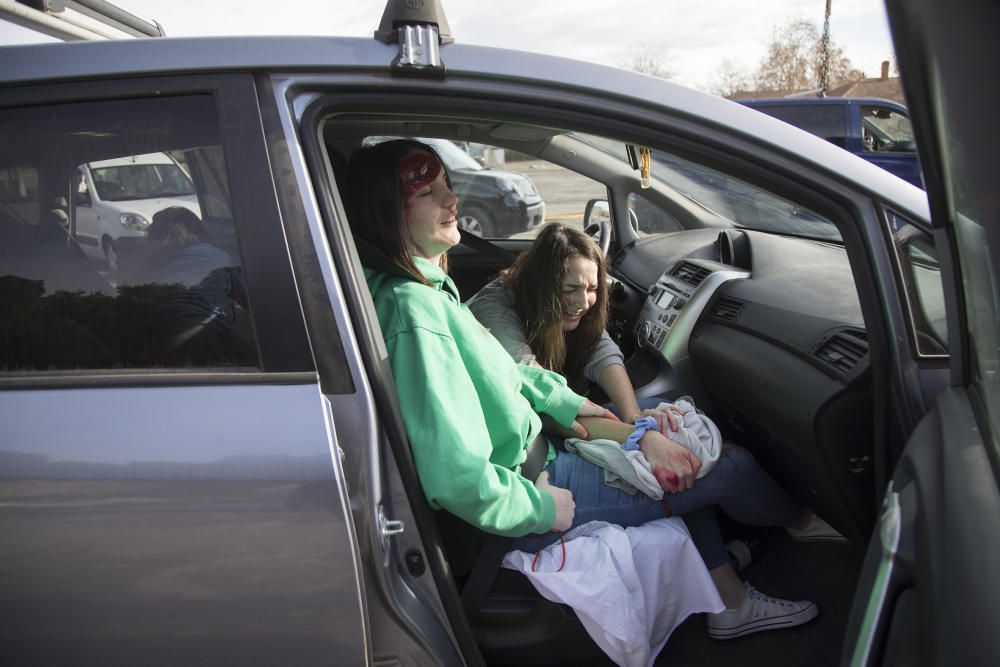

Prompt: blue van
[740,97,924,188]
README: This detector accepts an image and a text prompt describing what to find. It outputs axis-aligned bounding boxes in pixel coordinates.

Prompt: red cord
[531,533,566,572]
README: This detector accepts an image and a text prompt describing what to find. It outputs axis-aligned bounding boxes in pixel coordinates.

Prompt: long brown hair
[503,223,608,384]
[345,139,449,282]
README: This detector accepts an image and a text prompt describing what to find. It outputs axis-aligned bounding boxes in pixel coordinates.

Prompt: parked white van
[73,152,200,272]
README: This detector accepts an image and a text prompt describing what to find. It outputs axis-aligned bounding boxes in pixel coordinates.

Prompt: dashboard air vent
[711,296,745,321]
[670,261,711,287]
[814,329,869,373]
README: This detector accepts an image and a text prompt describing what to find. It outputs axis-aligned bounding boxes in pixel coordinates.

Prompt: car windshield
[571,132,842,242]
[89,161,196,201]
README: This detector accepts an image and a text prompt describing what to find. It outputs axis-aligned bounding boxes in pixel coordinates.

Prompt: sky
[0,0,896,91]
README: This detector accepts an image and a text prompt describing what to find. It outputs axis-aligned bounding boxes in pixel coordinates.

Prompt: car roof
[1,35,929,221]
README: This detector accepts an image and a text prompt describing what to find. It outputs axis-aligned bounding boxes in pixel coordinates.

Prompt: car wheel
[102,237,119,273]
[457,205,496,237]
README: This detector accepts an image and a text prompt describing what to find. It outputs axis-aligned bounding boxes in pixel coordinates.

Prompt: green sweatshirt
[366,256,586,537]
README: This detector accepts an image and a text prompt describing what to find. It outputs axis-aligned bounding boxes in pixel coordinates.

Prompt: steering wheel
[584,219,612,255]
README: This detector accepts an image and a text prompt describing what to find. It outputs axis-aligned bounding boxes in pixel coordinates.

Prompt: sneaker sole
[707,602,819,639]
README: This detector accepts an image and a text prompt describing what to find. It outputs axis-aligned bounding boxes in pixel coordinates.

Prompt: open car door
[842,1,1000,665]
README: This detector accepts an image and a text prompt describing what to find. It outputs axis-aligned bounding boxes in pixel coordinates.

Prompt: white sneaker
[786,512,848,543]
[707,586,819,640]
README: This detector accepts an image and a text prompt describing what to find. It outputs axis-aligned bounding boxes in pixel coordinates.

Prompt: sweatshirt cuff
[546,389,586,428]
[536,486,556,533]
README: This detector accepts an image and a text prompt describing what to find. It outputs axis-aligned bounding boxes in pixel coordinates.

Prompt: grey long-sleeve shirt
[466,278,624,385]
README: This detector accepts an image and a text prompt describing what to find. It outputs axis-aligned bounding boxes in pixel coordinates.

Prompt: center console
[636,260,750,363]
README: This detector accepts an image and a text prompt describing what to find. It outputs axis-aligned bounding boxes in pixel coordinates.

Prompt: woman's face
[560,255,599,332]
[401,151,460,263]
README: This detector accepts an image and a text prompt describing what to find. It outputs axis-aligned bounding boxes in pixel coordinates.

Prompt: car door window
[0,95,260,372]
[861,106,916,153]
[885,209,949,355]
[362,136,605,239]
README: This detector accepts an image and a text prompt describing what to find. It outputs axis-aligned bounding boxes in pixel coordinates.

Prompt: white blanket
[503,518,724,667]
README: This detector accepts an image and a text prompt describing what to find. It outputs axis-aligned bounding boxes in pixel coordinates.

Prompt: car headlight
[499,176,538,198]
[120,212,150,230]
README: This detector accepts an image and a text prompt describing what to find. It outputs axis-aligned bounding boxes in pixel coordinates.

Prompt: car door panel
[843,387,1000,665]
[0,383,366,665]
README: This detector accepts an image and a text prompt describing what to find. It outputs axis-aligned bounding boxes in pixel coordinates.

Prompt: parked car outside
[73,152,201,272]
[418,137,545,237]
[0,0,997,665]
[740,97,924,188]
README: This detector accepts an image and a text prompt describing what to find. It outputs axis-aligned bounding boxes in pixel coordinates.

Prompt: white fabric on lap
[503,518,724,667]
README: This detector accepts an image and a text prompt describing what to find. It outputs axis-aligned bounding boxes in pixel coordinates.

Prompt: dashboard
[614,227,876,543]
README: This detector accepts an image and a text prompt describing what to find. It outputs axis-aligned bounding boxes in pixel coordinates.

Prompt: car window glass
[572,132,840,242]
[885,210,948,355]
[627,192,683,234]
[362,136,606,240]
[0,95,260,373]
[0,166,40,224]
[861,106,916,153]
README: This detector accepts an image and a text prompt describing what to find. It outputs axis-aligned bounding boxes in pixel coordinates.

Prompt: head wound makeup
[399,153,442,197]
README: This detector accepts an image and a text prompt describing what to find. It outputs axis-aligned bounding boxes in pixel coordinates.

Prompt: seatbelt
[458,229,517,264]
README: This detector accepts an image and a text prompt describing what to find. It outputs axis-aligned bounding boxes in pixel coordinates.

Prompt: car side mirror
[583,198,611,231]
[74,190,91,207]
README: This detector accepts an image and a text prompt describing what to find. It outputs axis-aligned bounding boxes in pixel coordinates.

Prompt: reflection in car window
[573,132,841,242]
[0,95,259,373]
[363,136,604,240]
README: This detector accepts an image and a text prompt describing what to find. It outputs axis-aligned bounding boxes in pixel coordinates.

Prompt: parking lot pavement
[507,159,607,237]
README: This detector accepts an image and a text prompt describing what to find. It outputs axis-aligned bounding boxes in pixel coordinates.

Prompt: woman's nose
[444,188,459,208]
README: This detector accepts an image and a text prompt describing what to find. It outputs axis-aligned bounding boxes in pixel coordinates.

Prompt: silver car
[0,0,996,665]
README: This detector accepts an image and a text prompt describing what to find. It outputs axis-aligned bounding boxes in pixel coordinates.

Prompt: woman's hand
[535,471,575,532]
[638,430,701,493]
[633,404,686,434]
[565,399,620,439]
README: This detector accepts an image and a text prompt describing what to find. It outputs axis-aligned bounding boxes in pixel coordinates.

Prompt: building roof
[828,77,906,104]
[727,61,906,105]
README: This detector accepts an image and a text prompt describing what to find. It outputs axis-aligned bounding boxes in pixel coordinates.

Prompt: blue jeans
[515,428,800,570]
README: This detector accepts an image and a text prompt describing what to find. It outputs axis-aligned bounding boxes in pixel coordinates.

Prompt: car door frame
[276,67,944,663]
[840,0,1000,664]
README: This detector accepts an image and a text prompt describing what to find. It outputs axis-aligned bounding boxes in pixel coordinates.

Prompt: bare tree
[709,58,753,98]
[753,17,862,93]
[617,45,675,81]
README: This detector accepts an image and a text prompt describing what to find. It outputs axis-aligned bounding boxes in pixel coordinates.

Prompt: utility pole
[818,0,832,96]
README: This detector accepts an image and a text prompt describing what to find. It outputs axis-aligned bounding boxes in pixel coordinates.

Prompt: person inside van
[346,139,829,639]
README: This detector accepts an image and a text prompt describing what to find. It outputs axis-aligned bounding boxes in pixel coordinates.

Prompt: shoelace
[747,587,795,613]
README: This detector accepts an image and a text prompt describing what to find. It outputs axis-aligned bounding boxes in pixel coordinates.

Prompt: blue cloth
[624,416,658,451]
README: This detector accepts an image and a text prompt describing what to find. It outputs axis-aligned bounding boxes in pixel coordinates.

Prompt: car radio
[636,260,750,363]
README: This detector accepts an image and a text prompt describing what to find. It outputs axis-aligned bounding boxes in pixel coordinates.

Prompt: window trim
[880,205,950,360]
